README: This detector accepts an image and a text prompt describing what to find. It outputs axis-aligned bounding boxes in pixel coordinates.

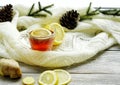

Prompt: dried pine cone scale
[0,4,13,22]
[60,10,80,30]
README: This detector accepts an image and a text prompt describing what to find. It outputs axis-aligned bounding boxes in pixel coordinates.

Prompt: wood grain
[0,73,120,85]
[1,47,120,85]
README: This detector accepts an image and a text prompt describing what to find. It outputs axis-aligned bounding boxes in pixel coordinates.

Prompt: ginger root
[0,58,22,78]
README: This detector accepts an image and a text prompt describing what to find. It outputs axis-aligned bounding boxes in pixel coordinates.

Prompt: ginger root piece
[0,58,22,78]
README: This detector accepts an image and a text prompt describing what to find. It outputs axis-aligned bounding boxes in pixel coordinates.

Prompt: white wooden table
[0,45,120,85]
[0,0,120,85]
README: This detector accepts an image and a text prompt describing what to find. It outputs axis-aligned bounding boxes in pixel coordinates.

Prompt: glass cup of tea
[29,28,55,51]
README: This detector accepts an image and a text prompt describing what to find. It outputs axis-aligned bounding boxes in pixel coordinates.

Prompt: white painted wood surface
[0,0,120,84]
[1,74,120,85]
[0,45,120,85]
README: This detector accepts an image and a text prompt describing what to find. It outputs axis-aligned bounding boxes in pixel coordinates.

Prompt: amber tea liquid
[29,29,54,51]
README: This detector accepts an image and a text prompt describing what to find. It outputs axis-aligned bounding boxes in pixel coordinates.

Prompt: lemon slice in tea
[30,28,51,38]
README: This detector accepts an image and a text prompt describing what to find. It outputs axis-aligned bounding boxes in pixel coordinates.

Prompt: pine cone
[60,10,79,30]
[0,4,13,22]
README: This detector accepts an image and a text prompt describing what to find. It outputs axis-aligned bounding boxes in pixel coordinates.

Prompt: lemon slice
[38,70,57,85]
[30,28,51,38]
[54,69,71,85]
[22,77,35,85]
[45,23,65,45]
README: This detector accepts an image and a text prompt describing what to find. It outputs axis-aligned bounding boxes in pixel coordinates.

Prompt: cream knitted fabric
[0,7,119,67]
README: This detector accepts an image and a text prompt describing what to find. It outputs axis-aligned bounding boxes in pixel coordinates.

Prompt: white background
[0,0,120,8]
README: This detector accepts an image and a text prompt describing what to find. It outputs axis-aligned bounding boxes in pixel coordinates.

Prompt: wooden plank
[70,74,120,85]
[0,73,120,85]
[20,51,120,74]
[67,51,120,74]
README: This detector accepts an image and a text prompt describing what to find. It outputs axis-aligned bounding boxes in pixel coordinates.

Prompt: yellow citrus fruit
[38,70,57,85]
[45,23,65,45]
[30,28,51,38]
[54,69,71,85]
[22,76,35,85]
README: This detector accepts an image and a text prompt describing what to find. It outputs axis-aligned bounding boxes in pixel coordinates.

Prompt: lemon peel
[38,70,57,85]
[54,69,71,85]
[22,76,35,85]
[45,23,65,45]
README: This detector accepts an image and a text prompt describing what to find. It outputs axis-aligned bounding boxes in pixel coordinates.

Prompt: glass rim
[29,29,55,40]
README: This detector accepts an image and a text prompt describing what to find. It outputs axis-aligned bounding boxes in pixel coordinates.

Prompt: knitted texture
[0,7,120,67]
